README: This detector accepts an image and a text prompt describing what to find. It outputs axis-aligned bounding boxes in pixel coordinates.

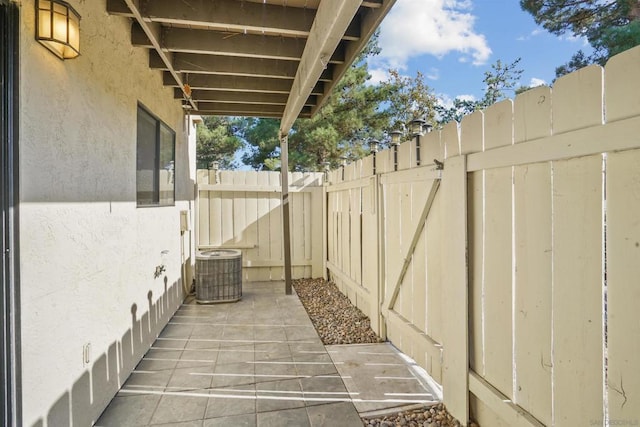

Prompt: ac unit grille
[195,249,242,303]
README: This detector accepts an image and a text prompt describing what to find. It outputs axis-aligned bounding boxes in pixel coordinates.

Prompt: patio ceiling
[107,0,396,132]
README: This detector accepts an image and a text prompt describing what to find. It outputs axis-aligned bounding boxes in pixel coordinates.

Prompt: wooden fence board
[255,172,271,281]
[399,181,413,319]
[425,192,443,346]
[552,155,603,426]
[198,178,210,247]
[384,183,401,307]
[341,187,351,285]
[482,166,513,399]
[233,171,247,246]
[244,171,259,281]
[311,187,323,277]
[606,149,640,422]
[291,189,305,279]
[514,86,552,144]
[442,121,460,158]
[350,186,361,285]
[398,140,413,170]
[220,171,234,245]
[268,171,283,280]
[461,111,484,155]
[513,163,552,426]
[484,99,513,150]
[605,46,640,122]
[412,220,427,332]
[552,65,604,134]
[362,179,379,332]
[441,155,469,425]
[208,170,220,246]
[422,131,442,165]
[467,170,484,375]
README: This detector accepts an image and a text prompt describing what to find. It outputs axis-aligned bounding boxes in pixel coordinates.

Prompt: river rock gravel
[293,278,383,345]
[292,278,478,427]
[361,404,480,427]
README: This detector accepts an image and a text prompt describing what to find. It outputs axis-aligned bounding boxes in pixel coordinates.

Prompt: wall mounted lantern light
[36,0,81,60]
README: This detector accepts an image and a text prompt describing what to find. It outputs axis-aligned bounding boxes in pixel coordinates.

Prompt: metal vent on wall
[195,249,242,304]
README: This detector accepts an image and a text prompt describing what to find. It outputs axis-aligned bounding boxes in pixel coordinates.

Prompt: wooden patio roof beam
[194,103,312,116]
[169,77,325,96]
[108,0,361,41]
[313,0,397,115]
[121,0,194,109]
[132,24,346,64]
[141,0,361,41]
[196,111,312,119]
[280,0,362,134]
[150,52,333,82]
[190,91,317,107]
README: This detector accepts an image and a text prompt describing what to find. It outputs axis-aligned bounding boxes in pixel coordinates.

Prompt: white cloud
[426,67,440,80]
[368,68,390,85]
[517,28,544,41]
[529,77,546,87]
[373,0,492,71]
[437,93,476,109]
[457,94,476,102]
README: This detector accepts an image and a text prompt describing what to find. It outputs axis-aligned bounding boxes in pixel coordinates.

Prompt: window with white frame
[136,104,175,206]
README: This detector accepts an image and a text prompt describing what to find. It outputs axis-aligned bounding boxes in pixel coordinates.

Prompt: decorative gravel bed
[361,404,480,427]
[292,278,478,427]
[293,278,383,345]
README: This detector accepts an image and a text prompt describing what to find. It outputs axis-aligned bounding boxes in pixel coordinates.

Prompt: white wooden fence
[195,46,640,426]
[196,170,324,281]
[326,45,640,426]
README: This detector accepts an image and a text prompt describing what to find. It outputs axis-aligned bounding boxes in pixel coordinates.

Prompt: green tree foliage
[481,58,525,106]
[239,55,526,170]
[435,58,524,124]
[243,33,394,171]
[521,0,640,76]
[383,69,439,139]
[238,118,281,170]
[196,116,243,169]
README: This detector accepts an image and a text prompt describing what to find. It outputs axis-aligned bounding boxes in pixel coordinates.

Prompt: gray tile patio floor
[95,282,440,427]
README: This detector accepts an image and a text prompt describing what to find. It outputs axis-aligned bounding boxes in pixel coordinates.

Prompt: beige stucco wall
[18,1,196,425]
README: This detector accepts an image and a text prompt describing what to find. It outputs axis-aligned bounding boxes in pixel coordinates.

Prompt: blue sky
[368,0,591,102]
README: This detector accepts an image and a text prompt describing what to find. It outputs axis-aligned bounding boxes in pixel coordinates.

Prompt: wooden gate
[196,170,324,281]
[325,46,640,427]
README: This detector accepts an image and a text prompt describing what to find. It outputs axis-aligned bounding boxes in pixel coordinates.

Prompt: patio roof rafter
[121,0,196,109]
[109,0,363,41]
[170,80,325,97]
[150,53,335,82]
[131,24,347,64]
[108,0,397,118]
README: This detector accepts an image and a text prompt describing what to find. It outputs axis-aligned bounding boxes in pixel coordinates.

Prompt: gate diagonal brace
[383,174,441,314]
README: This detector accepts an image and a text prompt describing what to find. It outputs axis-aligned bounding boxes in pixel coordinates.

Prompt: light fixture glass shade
[36,0,81,59]
[369,139,380,154]
[390,130,402,146]
[410,118,426,137]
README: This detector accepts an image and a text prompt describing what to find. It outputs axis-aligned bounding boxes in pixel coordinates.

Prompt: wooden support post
[441,155,469,425]
[280,134,293,294]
